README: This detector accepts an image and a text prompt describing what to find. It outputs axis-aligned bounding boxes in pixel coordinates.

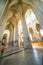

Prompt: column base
[23,44,32,49]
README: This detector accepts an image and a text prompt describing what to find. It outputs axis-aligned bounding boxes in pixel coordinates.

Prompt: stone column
[9,28,14,46]
[14,23,19,46]
[21,19,32,48]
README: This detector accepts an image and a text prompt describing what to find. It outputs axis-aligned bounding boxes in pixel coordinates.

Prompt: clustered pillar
[21,18,32,48]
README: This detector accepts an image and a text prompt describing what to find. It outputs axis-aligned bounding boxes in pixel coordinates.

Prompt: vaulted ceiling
[0,0,43,40]
[0,0,43,26]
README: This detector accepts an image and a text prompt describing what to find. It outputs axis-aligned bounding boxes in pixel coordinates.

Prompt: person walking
[0,37,6,56]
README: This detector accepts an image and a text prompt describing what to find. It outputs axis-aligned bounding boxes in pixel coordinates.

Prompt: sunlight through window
[18,20,23,35]
[25,9,38,29]
[40,29,43,36]
[3,30,10,43]
[25,9,39,41]
[18,20,23,46]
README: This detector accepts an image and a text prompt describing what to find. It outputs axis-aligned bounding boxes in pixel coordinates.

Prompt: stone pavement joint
[0,46,31,59]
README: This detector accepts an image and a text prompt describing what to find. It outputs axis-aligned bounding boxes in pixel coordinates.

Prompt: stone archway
[2,30,10,46]
[6,21,14,46]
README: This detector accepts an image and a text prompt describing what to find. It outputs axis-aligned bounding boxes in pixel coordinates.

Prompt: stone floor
[0,48,43,65]
[0,46,26,58]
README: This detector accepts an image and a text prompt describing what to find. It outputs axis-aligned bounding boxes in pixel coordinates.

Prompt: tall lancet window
[25,9,40,41]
